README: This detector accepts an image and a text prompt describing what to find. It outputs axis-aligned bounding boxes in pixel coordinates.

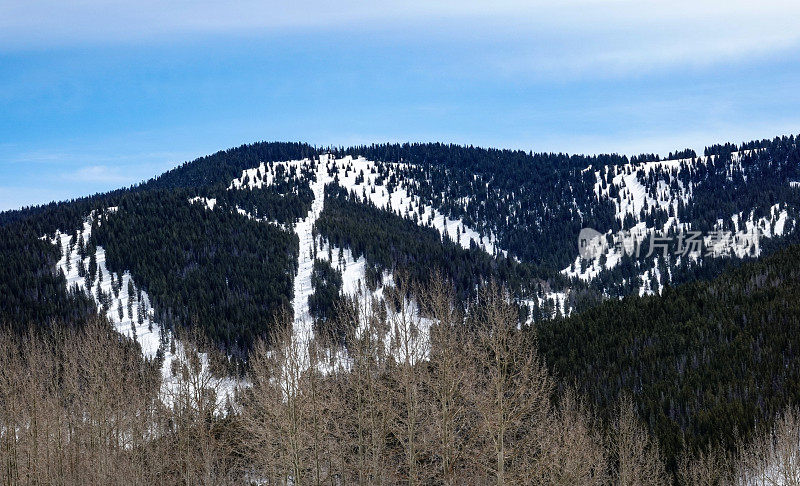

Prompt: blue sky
[2,0,800,211]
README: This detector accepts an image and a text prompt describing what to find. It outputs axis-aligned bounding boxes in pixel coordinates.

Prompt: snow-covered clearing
[571,151,794,296]
[593,155,700,223]
[230,155,505,257]
[188,196,216,210]
[288,158,332,345]
[228,155,452,365]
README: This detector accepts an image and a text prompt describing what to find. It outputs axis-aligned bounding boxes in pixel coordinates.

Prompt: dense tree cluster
[144,141,316,190]
[92,190,299,356]
[314,184,545,300]
[0,225,95,329]
[307,258,349,344]
[212,173,314,224]
[536,240,800,473]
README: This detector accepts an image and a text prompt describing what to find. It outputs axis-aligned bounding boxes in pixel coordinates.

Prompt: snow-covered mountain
[3,136,799,386]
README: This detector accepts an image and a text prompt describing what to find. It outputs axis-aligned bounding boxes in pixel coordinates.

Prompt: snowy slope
[228,155,501,331]
[229,155,505,256]
[48,211,238,411]
[288,157,333,344]
[228,155,448,363]
[593,156,699,222]
[567,150,796,297]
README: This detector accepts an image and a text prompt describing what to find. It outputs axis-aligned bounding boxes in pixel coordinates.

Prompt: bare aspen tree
[275,322,308,483]
[422,275,473,485]
[467,283,553,485]
[304,332,348,486]
[384,274,430,485]
[243,309,343,485]
[0,331,20,485]
[307,339,327,485]
[165,329,231,485]
[533,390,607,486]
[0,319,163,486]
[0,329,57,484]
[734,407,800,485]
[340,286,391,485]
[241,334,285,483]
[677,443,732,486]
[612,396,668,486]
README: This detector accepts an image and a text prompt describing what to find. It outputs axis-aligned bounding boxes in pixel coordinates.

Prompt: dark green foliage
[0,194,110,237]
[308,259,343,322]
[308,259,348,343]
[314,184,544,300]
[0,225,95,330]
[208,163,316,224]
[335,142,621,269]
[92,190,298,356]
[536,242,800,472]
[144,141,316,190]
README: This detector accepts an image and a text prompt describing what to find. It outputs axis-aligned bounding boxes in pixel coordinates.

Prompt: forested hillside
[338,137,800,290]
[92,190,299,356]
[315,183,544,300]
[3,135,800,345]
[536,240,800,472]
[0,224,96,330]
[2,134,800,484]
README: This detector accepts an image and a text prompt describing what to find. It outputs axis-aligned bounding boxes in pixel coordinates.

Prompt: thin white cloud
[64,165,131,184]
[2,1,799,78]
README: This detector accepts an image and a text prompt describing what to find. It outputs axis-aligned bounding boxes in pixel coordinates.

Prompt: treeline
[93,190,299,356]
[0,142,318,232]
[144,141,316,190]
[536,239,800,473]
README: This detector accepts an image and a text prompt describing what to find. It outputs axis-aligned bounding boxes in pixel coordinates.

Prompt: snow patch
[49,212,238,411]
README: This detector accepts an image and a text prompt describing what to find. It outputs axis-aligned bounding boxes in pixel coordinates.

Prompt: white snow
[289,157,333,345]
[230,155,444,366]
[314,237,369,296]
[572,150,795,295]
[561,222,649,282]
[49,212,238,411]
[189,196,216,210]
[522,290,571,322]
[229,155,505,257]
[639,264,664,296]
[593,155,699,223]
